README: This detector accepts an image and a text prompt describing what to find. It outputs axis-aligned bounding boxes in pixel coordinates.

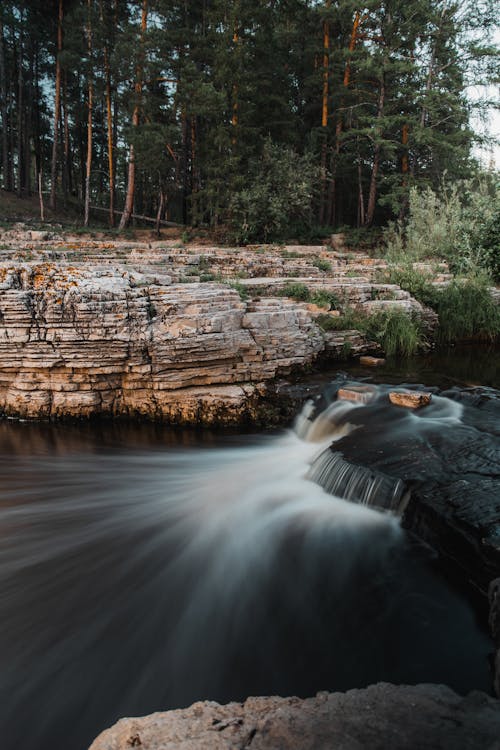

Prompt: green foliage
[388,263,500,343]
[312,258,332,272]
[310,289,339,309]
[228,141,318,244]
[468,205,500,282]
[277,282,311,302]
[364,309,423,357]
[226,281,249,301]
[316,305,424,357]
[383,176,500,279]
[386,266,438,307]
[277,283,338,310]
[432,275,500,343]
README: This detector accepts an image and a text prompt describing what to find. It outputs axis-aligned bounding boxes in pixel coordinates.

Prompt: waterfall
[296,382,464,514]
[306,449,408,513]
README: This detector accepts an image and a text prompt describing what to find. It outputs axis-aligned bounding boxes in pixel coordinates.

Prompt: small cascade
[296,382,410,513]
[306,448,408,514]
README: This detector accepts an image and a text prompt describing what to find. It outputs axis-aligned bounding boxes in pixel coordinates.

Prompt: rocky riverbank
[0,230,440,423]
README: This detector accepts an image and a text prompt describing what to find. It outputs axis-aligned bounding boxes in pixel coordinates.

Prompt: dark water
[0,350,497,750]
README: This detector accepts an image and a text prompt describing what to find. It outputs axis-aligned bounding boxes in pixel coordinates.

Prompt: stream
[0,347,498,750]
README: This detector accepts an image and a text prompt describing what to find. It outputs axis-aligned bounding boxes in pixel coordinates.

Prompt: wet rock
[359,355,386,367]
[389,391,432,409]
[338,385,376,404]
[325,386,500,593]
[88,683,500,750]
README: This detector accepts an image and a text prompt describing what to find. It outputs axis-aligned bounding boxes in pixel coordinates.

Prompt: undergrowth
[386,267,499,343]
[317,306,423,357]
[277,282,339,309]
[432,276,500,343]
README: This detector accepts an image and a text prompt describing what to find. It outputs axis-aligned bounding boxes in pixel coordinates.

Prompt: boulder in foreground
[88,683,500,750]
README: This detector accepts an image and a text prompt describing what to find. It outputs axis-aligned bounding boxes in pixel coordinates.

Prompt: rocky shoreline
[0,230,439,424]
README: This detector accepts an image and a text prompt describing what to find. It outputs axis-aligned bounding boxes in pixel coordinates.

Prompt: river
[0,347,497,750]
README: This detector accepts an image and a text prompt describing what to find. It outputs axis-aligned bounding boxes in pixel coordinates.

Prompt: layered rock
[0,263,326,423]
[88,683,500,750]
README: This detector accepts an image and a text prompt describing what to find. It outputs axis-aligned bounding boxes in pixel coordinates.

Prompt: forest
[0,0,498,240]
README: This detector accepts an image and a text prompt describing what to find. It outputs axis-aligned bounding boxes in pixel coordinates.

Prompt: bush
[278,284,339,310]
[277,282,311,301]
[228,140,319,244]
[432,275,500,343]
[312,258,332,272]
[383,176,500,278]
[387,265,438,308]
[365,309,423,357]
[316,306,423,356]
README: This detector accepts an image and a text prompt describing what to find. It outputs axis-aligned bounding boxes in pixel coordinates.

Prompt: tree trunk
[329,10,362,226]
[24,34,33,196]
[38,169,44,222]
[318,1,331,225]
[155,188,165,236]
[231,18,239,144]
[0,17,10,190]
[33,43,41,182]
[119,0,148,231]
[104,47,114,226]
[62,71,71,202]
[364,73,385,227]
[50,0,63,210]
[84,0,93,227]
[17,4,24,198]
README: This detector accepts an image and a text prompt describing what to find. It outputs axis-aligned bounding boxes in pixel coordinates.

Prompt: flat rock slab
[359,355,386,367]
[389,391,432,409]
[338,385,377,404]
[88,683,500,750]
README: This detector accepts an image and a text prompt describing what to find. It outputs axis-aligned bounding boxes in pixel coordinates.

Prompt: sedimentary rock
[337,385,376,404]
[0,263,324,423]
[88,683,500,750]
[389,390,432,409]
[359,355,386,367]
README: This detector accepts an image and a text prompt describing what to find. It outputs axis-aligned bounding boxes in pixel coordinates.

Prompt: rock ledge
[89,683,500,750]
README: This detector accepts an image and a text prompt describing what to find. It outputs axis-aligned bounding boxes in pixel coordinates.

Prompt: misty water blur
[0,396,493,750]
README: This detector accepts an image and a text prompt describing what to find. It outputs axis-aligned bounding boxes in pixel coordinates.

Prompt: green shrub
[383,176,500,278]
[387,266,438,307]
[228,140,318,243]
[365,309,423,357]
[277,284,339,310]
[432,276,500,343]
[316,306,423,356]
[315,307,366,332]
[474,207,500,282]
[312,258,332,272]
[277,282,311,301]
[227,281,249,300]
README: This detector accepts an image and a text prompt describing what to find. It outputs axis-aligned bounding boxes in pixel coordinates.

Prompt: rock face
[0,263,324,423]
[88,684,500,750]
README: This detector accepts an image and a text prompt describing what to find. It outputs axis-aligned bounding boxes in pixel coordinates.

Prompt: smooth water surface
[0,404,493,750]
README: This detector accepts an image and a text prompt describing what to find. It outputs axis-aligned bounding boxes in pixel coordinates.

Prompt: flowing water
[0,350,497,750]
